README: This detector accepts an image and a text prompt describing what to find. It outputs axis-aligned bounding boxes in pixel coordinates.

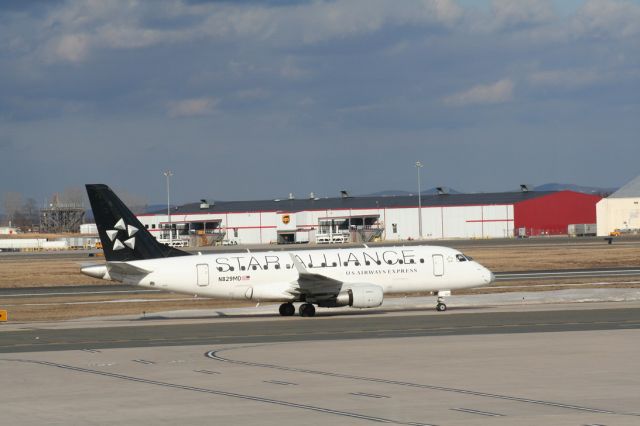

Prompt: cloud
[235,88,270,100]
[280,56,308,79]
[443,79,514,107]
[30,0,465,62]
[293,0,463,43]
[528,69,601,89]
[489,0,555,30]
[572,0,640,39]
[167,97,218,118]
[52,33,89,62]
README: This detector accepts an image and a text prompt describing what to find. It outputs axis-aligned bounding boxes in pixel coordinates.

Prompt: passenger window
[230,267,235,271]
[321,263,326,267]
[217,267,223,272]
[355,262,360,266]
[365,261,370,266]
[343,262,348,266]
[286,264,291,269]
[308,263,313,268]
[377,261,382,265]
[264,265,269,270]
[419,258,424,263]
[409,259,415,264]
[398,260,403,264]
[332,262,337,267]
[275,264,281,270]
[252,265,257,270]
[387,260,393,265]
[241,266,246,271]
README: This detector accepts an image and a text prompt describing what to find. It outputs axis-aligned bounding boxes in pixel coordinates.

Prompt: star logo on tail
[106,218,138,251]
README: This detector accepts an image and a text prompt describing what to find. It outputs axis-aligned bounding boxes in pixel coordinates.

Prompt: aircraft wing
[287,254,344,300]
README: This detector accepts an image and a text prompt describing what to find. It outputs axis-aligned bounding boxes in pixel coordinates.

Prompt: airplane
[81,184,495,317]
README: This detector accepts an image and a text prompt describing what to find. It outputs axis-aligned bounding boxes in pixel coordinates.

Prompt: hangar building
[596,175,640,236]
[137,189,601,245]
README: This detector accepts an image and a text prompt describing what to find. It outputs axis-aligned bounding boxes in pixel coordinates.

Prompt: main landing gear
[278,302,316,317]
[278,302,295,317]
[298,303,316,317]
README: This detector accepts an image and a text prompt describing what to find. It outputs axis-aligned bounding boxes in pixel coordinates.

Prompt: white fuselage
[105,245,493,303]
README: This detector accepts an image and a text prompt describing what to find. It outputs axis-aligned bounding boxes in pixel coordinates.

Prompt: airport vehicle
[81,184,495,316]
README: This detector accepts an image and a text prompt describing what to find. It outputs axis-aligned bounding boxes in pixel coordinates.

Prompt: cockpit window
[456,253,474,261]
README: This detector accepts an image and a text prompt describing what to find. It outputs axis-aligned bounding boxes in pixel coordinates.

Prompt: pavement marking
[451,407,505,417]
[2,359,437,426]
[206,347,640,417]
[350,392,390,399]
[194,369,220,375]
[132,359,155,365]
[81,349,101,353]
[264,380,298,386]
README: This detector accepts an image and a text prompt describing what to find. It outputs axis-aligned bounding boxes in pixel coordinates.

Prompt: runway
[2,303,639,425]
[2,304,640,353]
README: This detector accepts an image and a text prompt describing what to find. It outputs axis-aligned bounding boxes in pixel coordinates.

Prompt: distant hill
[362,187,461,197]
[533,183,617,195]
[143,204,169,214]
[364,184,616,198]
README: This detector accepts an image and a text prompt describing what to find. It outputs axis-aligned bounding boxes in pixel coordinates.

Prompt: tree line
[1,186,150,232]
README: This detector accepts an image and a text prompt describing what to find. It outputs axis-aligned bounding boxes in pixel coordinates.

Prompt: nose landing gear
[435,290,451,312]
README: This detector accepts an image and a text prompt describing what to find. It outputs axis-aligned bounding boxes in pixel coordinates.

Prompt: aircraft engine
[335,285,384,308]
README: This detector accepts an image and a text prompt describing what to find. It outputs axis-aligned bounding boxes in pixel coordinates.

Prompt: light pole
[415,161,423,239]
[163,170,173,244]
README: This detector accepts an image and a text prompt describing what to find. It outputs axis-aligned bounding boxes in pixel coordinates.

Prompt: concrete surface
[2,329,639,425]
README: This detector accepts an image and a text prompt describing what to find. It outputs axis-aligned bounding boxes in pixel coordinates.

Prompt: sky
[1,0,639,205]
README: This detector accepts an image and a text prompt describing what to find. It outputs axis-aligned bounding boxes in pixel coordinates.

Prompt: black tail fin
[86,184,191,261]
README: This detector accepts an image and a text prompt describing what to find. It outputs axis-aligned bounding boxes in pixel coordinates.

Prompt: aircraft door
[432,255,444,277]
[196,264,209,286]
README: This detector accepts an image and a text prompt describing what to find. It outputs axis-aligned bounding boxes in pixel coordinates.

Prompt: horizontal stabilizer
[107,261,151,277]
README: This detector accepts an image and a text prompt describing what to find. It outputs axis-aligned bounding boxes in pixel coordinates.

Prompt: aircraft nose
[483,268,495,284]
